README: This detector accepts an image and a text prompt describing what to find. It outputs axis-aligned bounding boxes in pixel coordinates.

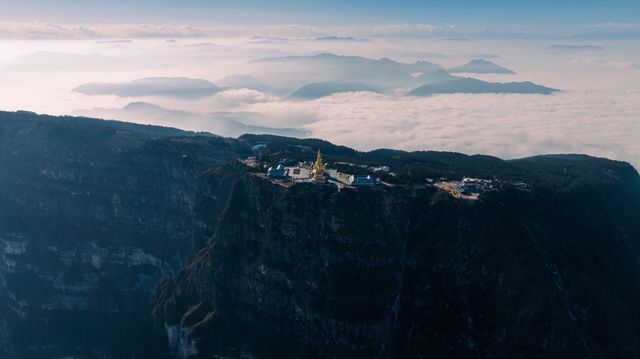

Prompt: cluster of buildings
[262,150,381,188]
[433,176,531,200]
[455,178,532,194]
[456,177,495,195]
[247,145,531,197]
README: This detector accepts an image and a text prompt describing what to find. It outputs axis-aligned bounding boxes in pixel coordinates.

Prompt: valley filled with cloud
[1,22,639,168]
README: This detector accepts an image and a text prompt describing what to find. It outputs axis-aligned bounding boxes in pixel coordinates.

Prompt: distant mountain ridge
[254,52,444,73]
[251,53,557,94]
[289,82,382,99]
[73,77,222,98]
[75,102,307,138]
[407,78,559,96]
[65,54,556,101]
[252,52,445,88]
[448,59,516,74]
[416,69,461,84]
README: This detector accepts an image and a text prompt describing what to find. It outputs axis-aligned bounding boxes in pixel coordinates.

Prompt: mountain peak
[449,59,516,74]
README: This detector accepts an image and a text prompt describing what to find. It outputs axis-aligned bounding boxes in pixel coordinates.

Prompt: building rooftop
[350,174,376,186]
[267,164,288,179]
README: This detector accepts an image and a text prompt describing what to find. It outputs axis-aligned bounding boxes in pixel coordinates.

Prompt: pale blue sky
[1,0,639,34]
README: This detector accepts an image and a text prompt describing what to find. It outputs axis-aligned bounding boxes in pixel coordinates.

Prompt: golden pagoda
[312,149,326,181]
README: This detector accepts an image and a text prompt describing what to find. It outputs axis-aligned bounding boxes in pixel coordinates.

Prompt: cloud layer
[2,20,640,40]
[1,34,639,170]
[0,21,207,39]
[287,91,640,168]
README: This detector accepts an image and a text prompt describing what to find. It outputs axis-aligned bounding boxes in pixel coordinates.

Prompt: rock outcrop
[154,170,640,358]
[0,112,243,358]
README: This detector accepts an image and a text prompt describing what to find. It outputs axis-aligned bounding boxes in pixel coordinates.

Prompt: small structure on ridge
[349,174,375,187]
[267,164,289,179]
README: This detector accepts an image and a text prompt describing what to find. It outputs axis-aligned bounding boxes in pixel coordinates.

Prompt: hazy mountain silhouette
[448,59,516,74]
[73,77,222,98]
[253,53,444,88]
[289,82,382,99]
[407,78,558,96]
[416,69,461,84]
[75,102,306,138]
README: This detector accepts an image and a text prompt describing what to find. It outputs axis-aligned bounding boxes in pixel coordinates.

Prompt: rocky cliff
[1,111,640,358]
[0,112,244,358]
[154,169,640,358]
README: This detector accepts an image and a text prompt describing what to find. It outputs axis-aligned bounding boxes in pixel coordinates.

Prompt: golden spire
[312,149,325,181]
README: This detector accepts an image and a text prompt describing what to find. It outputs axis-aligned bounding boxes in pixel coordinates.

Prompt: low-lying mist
[1,33,639,168]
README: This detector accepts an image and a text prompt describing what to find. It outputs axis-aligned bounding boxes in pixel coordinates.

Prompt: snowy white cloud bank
[0,33,639,169]
[284,91,640,167]
[2,20,639,40]
[0,21,208,39]
[0,21,445,40]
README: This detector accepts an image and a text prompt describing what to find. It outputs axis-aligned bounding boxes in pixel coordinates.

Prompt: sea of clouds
[0,22,639,169]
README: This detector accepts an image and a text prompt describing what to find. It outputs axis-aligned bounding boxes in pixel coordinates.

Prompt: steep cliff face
[0,112,244,358]
[155,172,640,359]
[2,111,640,358]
